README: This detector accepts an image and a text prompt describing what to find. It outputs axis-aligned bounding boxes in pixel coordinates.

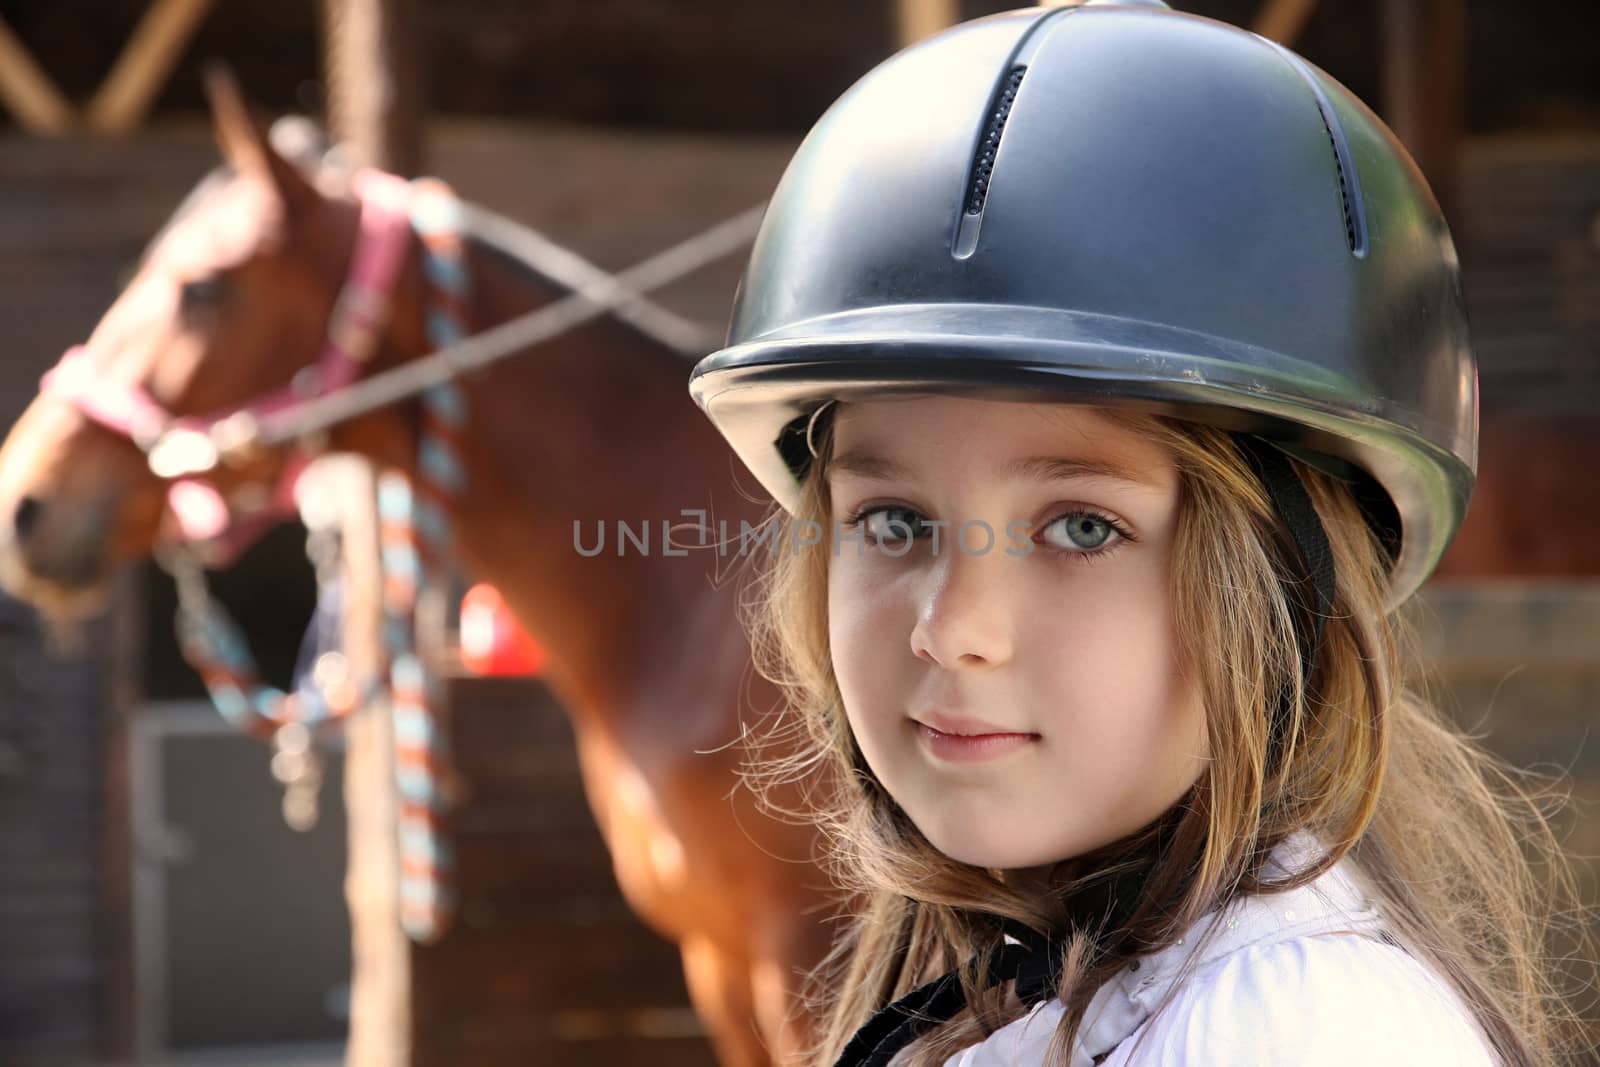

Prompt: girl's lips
[913,721,1040,763]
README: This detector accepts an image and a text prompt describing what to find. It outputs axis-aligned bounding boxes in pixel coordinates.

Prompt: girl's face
[826,396,1208,870]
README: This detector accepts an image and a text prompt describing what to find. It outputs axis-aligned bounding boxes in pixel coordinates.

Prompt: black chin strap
[833,888,1128,1067]
[833,437,1337,1067]
[831,940,1035,1067]
[1232,434,1337,775]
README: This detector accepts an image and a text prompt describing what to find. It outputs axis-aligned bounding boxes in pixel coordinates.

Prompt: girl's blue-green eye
[858,505,928,547]
[1042,510,1119,553]
[843,504,1131,560]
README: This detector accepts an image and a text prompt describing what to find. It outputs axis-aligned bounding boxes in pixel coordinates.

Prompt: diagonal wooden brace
[0,0,216,137]
[0,15,74,134]
[87,0,217,134]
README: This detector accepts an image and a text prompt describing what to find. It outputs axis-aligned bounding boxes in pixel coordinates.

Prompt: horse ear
[203,63,317,216]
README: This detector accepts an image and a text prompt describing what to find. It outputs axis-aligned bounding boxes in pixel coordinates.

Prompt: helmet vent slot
[1265,41,1369,257]
[1315,107,1359,252]
[965,65,1028,216]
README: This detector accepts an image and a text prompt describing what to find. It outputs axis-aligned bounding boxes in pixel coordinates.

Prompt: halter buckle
[147,427,219,479]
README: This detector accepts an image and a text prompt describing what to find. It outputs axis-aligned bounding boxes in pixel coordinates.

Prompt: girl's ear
[203,63,319,220]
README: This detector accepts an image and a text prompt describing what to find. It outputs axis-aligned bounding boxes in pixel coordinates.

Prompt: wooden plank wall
[1458,137,1600,418]
[0,1,1593,136]
[0,596,113,1067]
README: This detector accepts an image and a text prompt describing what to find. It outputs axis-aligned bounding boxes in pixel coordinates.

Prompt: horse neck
[388,231,764,727]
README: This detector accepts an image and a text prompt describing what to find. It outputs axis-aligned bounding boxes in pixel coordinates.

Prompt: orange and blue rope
[384,176,470,943]
[174,175,473,944]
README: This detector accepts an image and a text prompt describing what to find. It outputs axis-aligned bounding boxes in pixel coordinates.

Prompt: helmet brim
[690,303,1473,611]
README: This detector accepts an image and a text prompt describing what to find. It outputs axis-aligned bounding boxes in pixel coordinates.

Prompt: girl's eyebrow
[1001,454,1160,488]
[827,449,1160,488]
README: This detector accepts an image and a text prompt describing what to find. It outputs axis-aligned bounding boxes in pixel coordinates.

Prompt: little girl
[689,2,1591,1065]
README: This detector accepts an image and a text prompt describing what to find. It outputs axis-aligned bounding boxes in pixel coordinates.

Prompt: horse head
[0,68,419,621]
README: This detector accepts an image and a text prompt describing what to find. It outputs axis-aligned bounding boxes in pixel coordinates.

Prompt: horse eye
[179,275,229,310]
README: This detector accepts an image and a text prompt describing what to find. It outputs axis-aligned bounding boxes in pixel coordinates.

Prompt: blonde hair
[737,406,1595,1065]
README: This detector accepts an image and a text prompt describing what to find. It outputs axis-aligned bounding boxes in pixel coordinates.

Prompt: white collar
[1003,831,1387,1065]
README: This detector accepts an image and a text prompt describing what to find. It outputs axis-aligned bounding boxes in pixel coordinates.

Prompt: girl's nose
[908,544,1015,670]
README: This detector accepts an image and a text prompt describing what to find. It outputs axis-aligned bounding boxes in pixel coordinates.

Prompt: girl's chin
[915,816,1107,872]
[920,828,1060,872]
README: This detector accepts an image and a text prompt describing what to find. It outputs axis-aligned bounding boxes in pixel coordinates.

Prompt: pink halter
[39,169,417,564]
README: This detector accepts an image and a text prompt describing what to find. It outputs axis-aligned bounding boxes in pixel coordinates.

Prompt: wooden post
[895,0,959,49]
[1382,0,1465,219]
[1251,0,1319,46]
[322,0,425,176]
[318,2,425,1065]
[331,459,410,1067]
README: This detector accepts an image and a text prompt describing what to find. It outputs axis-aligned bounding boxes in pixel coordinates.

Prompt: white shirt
[916,832,1499,1066]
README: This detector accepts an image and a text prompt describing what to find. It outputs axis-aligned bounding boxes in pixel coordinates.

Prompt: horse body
[424,237,837,1062]
[0,84,837,1066]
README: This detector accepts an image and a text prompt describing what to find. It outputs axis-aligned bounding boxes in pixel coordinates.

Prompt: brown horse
[0,85,837,1064]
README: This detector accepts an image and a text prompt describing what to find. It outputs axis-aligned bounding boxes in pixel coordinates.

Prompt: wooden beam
[322,0,425,175]
[0,15,74,134]
[331,459,411,1067]
[895,0,959,49]
[1252,0,1319,46]
[319,3,426,1065]
[1382,0,1465,218]
[85,0,215,135]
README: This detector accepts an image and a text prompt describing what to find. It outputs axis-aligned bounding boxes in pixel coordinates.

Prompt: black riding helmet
[688,0,1476,612]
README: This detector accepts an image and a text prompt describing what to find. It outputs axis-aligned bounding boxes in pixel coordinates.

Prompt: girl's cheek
[828,560,887,640]
[832,546,917,594]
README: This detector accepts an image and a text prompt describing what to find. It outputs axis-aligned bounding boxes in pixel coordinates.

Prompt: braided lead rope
[380,175,472,944]
[375,471,455,944]
[162,174,476,943]
[162,529,381,831]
